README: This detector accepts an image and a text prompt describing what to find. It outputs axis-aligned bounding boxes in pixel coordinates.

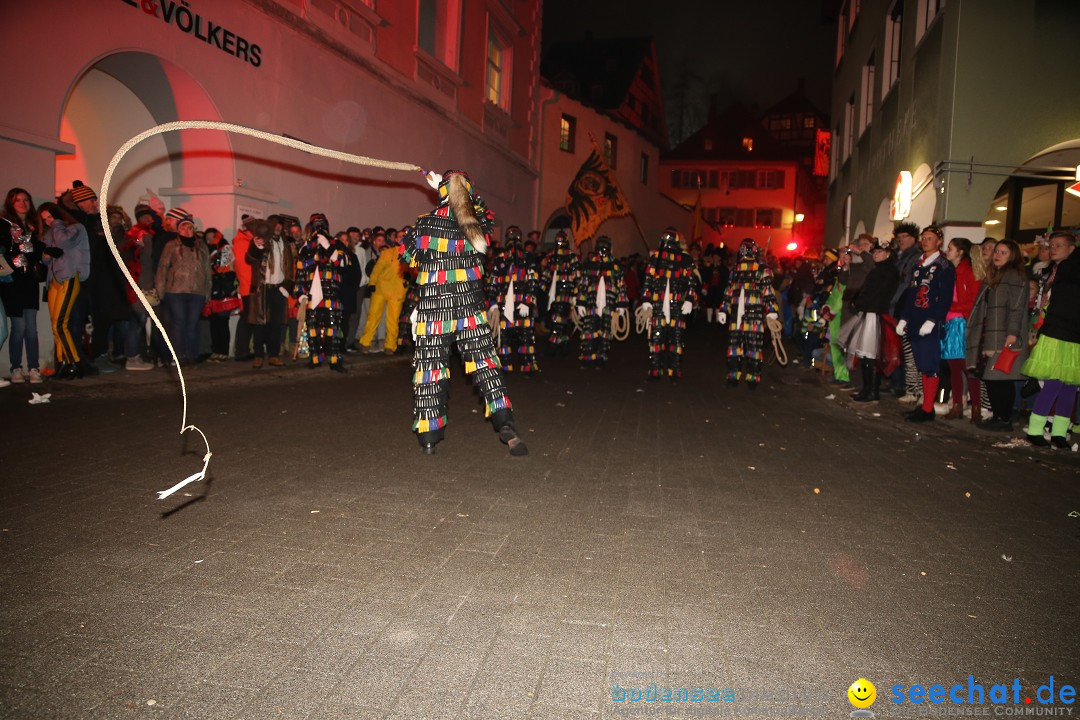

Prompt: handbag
[992,344,1020,374]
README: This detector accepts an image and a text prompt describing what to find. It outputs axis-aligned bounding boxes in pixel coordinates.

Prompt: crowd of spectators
[2,181,1076,449]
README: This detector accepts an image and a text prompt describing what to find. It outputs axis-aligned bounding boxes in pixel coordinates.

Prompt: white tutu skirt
[839,311,882,359]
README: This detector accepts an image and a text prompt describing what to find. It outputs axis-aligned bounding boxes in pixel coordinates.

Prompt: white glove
[317,235,330,250]
[895,319,907,336]
[278,286,290,298]
[919,320,935,336]
[766,312,779,320]
[641,302,653,315]
[718,312,727,324]
[410,307,418,341]
[424,170,443,190]
[576,305,587,317]
[681,301,693,315]
[517,303,529,318]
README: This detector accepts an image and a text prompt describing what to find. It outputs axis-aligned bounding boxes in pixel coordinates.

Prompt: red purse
[992,344,1020,374]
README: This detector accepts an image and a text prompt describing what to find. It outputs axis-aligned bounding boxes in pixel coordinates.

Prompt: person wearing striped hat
[402,170,526,456]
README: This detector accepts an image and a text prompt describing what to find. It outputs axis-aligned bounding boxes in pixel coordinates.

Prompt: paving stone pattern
[1,328,1077,719]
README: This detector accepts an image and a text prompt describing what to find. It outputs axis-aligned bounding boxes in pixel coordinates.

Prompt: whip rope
[611,307,630,341]
[633,305,651,336]
[487,305,501,347]
[98,121,421,499]
[766,315,788,367]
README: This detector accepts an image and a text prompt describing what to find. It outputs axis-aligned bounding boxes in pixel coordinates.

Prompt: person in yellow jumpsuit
[359,236,407,354]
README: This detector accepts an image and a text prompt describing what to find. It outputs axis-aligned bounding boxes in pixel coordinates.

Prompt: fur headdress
[444,171,487,255]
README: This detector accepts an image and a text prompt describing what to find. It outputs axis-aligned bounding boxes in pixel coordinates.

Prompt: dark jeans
[234,295,252,358]
[210,313,231,355]
[163,293,205,363]
[253,287,287,358]
[9,308,39,370]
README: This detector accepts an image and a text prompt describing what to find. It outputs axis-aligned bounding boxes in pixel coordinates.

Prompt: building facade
[538,38,690,258]
[0,0,541,374]
[827,0,1080,247]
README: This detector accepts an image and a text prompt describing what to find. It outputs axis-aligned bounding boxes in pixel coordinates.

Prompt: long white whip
[97,121,421,499]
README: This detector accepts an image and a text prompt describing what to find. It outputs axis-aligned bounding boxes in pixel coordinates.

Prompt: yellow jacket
[369,246,407,301]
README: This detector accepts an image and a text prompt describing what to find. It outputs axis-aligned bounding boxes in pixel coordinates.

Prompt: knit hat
[165,207,191,224]
[822,248,839,263]
[134,203,155,220]
[70,183,97,203]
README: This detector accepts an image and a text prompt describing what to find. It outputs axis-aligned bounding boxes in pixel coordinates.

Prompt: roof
[664,103,801,163]
[541,37,654,111]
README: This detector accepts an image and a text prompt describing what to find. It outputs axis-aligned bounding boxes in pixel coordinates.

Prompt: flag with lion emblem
[564,142,631,245]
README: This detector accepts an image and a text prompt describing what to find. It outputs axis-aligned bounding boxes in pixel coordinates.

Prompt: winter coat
[965,267,1029,380]
[840,250,875,320]
[245,236,296,324]
[1036,249,1080,344]
[42,220,90,284]
[899,252,955,328]
[947,258,980,320]
[155,238,211,298]
[0,227,45,316]
[851,256,899,316]
[890,244,921,315]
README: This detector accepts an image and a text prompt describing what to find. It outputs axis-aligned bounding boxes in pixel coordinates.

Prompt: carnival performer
[294,213,347,371]
[403,170,526,456]
[720,238,780,389]
[896,225,956,422]
[576,235,628,368]
[641,228,699,381]
[540,230,580,355]
[485,225,540,373]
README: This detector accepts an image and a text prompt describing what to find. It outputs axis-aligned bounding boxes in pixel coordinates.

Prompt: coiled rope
[611,307,630,341]
[766,314,788,367]
[98,121,420,499]
[487,305,501,348]
[633,305,651,336]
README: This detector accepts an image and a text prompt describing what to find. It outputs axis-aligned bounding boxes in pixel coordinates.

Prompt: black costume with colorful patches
[540,231,581,353]
[576,236,628,366]
[721,239,780,386]
[485,226,540,373]
[294,214,347,369]
[642,230,699,379]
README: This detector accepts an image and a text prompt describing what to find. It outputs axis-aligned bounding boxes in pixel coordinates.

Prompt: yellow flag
[564,143,630,245]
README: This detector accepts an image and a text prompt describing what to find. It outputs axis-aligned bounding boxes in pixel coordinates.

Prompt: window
[559,114,576,153]
[883,0,903,95]
[735,209,755,227]
[718,208,738,227]
[742,137,754,152]
[836,11,846,67]
[758,170,785,190]
[830,124,840,180]
[859,52,875,137]
[843,94,855,161]
[486,28,511,111]
[639,153,648,184]
[417,0,462,71]
[803,116,816,129]
[671,169,682,188]
[604,133,618,169]
[708,170,719,189]
[916,0,945,43]
[755,208,779,228]
[729,170,757,189]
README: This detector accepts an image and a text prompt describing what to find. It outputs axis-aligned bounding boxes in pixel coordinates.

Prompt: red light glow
[786,242,798,251]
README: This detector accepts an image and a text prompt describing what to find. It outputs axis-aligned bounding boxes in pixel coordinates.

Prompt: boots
[970,403,982,424]
[852,359,875,402]
[944,402,964,420]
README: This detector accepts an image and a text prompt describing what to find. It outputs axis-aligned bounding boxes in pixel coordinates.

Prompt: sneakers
[10,367,25,383]
[28,368,43,384]
[126,357,154,371]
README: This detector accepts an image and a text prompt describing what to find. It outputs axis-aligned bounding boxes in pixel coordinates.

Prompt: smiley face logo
[848,679,876,708]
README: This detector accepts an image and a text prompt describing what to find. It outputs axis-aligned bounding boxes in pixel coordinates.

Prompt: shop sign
[120,0,262,68]
[890,170,912,220]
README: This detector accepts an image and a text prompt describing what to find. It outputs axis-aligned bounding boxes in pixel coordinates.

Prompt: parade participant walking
[402,170,526,456]
[641,228,698,382]
[294,213,347,371]
[896,225,955,422]
[486,225,540,373]
[576,235,628,368]
[720,238,779,389]
[540,230,580,355]
[1021,231,1079,447]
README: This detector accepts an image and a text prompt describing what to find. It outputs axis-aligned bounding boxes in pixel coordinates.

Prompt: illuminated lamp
[890,170,912,220]
[795,213,805,222]
[786,242,798,251]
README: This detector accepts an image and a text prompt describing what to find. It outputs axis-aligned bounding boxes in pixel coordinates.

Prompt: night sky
[542,0,836,146]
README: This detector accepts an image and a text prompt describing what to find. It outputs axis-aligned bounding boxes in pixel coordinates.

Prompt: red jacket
[948,258,980,319]
[232,229,254,295]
